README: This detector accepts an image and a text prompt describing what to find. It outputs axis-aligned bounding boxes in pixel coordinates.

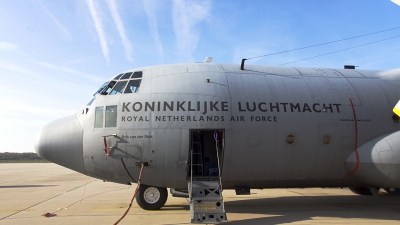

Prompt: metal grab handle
[102,134,117,155]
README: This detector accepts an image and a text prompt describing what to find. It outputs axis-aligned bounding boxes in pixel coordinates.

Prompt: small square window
[105,105,117,127]
[94,107,104,128]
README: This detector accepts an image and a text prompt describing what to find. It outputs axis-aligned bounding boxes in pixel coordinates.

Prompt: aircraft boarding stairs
[188,180,227,223]
[188,135,227,223]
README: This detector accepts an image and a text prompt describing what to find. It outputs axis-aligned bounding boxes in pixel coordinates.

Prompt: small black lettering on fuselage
[250,116,277,122]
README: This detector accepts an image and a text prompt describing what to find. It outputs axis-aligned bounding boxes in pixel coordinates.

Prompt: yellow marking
[195,206,216,210]
[55,207,68,212]
[393,100,400,117]
[394,108,400,117]
[0,209,35,213]
[92,206,128,210]
[194,201,217,211]
[92,202,188,211]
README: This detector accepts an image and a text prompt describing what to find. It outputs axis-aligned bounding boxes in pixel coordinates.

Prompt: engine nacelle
[345,130,400,188]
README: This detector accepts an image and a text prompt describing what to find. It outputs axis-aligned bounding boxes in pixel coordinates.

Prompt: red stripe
[346,98,359,176]
[103,137,109,155]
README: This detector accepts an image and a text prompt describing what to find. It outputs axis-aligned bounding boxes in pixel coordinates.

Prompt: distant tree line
[0,152,50,163]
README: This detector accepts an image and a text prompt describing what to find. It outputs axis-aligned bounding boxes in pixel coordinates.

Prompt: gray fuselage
[35,63,400,190]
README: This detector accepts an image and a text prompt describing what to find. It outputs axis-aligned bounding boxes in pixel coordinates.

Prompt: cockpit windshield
[131,71,142,79]
[124,80,141,93]
[114,73,123,80]
[93,71,143,96]
[109,81,128,95]
[120,72,132,80]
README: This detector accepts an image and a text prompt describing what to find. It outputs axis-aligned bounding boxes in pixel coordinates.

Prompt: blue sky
[1,0,400,153]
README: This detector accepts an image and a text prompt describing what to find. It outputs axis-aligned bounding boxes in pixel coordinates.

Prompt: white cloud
[0,42,17,52]
[0,99,76,119]
[33,61,104,82]
[62,57,93,66]
[0,61,35,75]
[143,0,163,58]
[106,0,133,62]
[172,0,211,61]
[0,42,28,55]
[0,60,103,84]
[85,0,109,63]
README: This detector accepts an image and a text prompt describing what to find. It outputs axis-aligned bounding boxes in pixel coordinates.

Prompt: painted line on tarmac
[93,206,128,210]
[92,202,189,212]
[0,181,95,221]
[0,209,34,213]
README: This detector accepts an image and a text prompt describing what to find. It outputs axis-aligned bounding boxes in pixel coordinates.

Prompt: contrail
[86,0,109,63]
[107,0,133,61]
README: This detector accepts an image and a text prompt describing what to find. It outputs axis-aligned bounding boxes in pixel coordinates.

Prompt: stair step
[188,181,227,223]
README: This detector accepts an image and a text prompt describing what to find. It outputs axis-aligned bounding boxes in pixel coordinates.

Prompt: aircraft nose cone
[35,114,86,174]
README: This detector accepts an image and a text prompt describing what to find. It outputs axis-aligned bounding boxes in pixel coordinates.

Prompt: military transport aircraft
[35,54,400,222]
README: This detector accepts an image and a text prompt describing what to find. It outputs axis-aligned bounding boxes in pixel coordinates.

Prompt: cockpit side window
[124,79,142,93]
[100,81,116,95]
[120,72,132,80]
[94,82,109,96]
[87,98,95,106]
[109,81,128,95]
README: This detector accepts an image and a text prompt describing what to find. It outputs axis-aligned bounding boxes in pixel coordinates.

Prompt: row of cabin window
[94,106,117,128]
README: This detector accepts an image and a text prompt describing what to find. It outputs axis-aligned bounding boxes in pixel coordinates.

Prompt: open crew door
[188,129,227,223]
[188,130,224,179]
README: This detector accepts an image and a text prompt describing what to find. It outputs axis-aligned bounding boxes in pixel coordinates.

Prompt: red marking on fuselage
[103,136,109,155]
[346,98,360,176]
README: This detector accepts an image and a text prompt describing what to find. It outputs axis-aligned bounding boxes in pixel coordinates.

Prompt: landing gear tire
[383,188,400,195]
[348,187,375,195]
[136,185,168,210]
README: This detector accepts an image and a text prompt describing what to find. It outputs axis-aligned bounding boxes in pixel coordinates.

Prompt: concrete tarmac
[1,164,400,225]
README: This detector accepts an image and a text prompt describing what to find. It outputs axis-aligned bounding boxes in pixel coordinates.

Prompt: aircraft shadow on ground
[224,195,400,224]
[163,194,400,224]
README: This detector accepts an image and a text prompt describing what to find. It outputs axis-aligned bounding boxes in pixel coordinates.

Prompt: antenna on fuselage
[240,58,247,70]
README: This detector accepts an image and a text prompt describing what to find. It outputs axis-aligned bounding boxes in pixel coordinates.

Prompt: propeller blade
[392,0,400,6]
[393,100,400,116]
